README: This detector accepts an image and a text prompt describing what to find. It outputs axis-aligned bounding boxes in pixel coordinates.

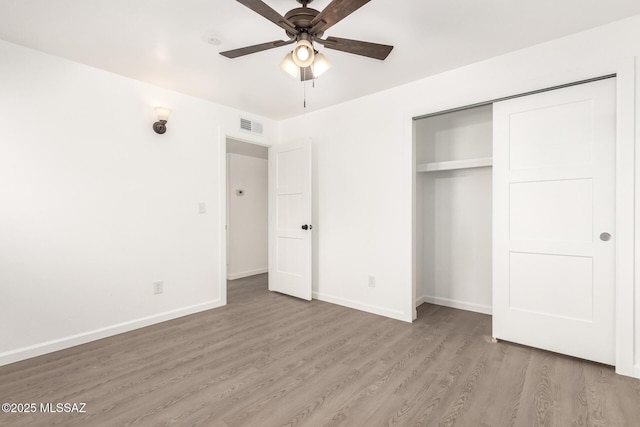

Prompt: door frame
[615,58,636,378]
[409,57,637,377]
[218,129,272,306]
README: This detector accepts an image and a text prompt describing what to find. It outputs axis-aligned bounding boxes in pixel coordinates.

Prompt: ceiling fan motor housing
[284,7,323,39]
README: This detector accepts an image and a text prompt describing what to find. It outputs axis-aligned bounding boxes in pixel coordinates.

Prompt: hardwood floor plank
[410,359,474,426]
[437,355,487,427]
[552,356,588,427]
[583,364,638,427]
[454,342,530,427]
[275,361,381,427]
[1,274,638,427]
[363,320,485,425]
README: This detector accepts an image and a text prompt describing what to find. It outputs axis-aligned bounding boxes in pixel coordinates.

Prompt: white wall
[418,168,493,313]
[0,40,277,366]
[227,153,268,279]
[280,15,640,377]
[285,101,412,321]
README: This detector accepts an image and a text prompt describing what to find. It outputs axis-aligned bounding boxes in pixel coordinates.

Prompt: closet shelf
[417,157,493,173]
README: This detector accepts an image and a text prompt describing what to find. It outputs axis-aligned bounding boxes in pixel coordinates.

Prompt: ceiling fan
[220,0,393,81]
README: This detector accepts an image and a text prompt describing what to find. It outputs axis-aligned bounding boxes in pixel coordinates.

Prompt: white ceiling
[1,0,640,120]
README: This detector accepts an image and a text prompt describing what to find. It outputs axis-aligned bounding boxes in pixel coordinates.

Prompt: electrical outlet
[368,275,376,288]
[153,281,163,295]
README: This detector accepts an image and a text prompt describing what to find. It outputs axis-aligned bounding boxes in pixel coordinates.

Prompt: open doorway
[226,138,269,303]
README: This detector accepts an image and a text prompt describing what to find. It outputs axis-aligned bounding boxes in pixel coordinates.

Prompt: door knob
[301,224,313,230]
[600,232,611,241]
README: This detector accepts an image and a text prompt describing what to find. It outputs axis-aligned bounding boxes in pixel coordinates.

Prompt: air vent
[240,117,263,135]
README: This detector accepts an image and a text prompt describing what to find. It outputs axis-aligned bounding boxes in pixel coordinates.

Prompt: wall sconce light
[153,107,171,134]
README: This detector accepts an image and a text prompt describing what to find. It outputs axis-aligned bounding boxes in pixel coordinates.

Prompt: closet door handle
[600,232,611,241]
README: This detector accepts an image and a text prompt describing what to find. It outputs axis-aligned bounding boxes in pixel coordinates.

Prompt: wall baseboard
[227,268,268,280]
[313,291,411,322]
[616,363,640,379]
[417,295,492,315]
[0,300,224,367]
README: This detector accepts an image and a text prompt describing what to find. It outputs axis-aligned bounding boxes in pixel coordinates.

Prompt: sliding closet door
[493,78,616,365]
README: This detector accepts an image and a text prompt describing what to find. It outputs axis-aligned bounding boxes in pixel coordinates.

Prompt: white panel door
[268,140,312,300]
[493,78,616,365]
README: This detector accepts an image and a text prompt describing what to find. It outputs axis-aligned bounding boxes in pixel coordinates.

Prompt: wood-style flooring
[0,273,639,426]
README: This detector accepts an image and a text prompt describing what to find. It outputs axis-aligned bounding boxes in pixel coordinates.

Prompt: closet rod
[412,74,616,121]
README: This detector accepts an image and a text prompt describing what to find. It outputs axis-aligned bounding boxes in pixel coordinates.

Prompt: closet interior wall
[415,104,494,315]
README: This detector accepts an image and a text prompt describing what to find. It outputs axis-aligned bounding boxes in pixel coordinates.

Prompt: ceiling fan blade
[220,39,294,59]
[309,0,371,33]
[235,0,297,34]
[321,36,393,60]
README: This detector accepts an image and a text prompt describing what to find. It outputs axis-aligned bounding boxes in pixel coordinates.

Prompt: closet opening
[414,104,493,318]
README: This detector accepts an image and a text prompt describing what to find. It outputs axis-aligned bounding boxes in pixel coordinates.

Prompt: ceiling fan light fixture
[296,45,310,61]
[219,0,396,88]
[292,39,315,67]
[279,52,299,79]
[312,52,331,78]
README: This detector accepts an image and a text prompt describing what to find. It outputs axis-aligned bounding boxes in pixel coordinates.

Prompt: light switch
[198,202,206,214]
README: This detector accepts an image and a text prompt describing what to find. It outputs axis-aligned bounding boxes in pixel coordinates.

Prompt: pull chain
[303,68,307,108]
